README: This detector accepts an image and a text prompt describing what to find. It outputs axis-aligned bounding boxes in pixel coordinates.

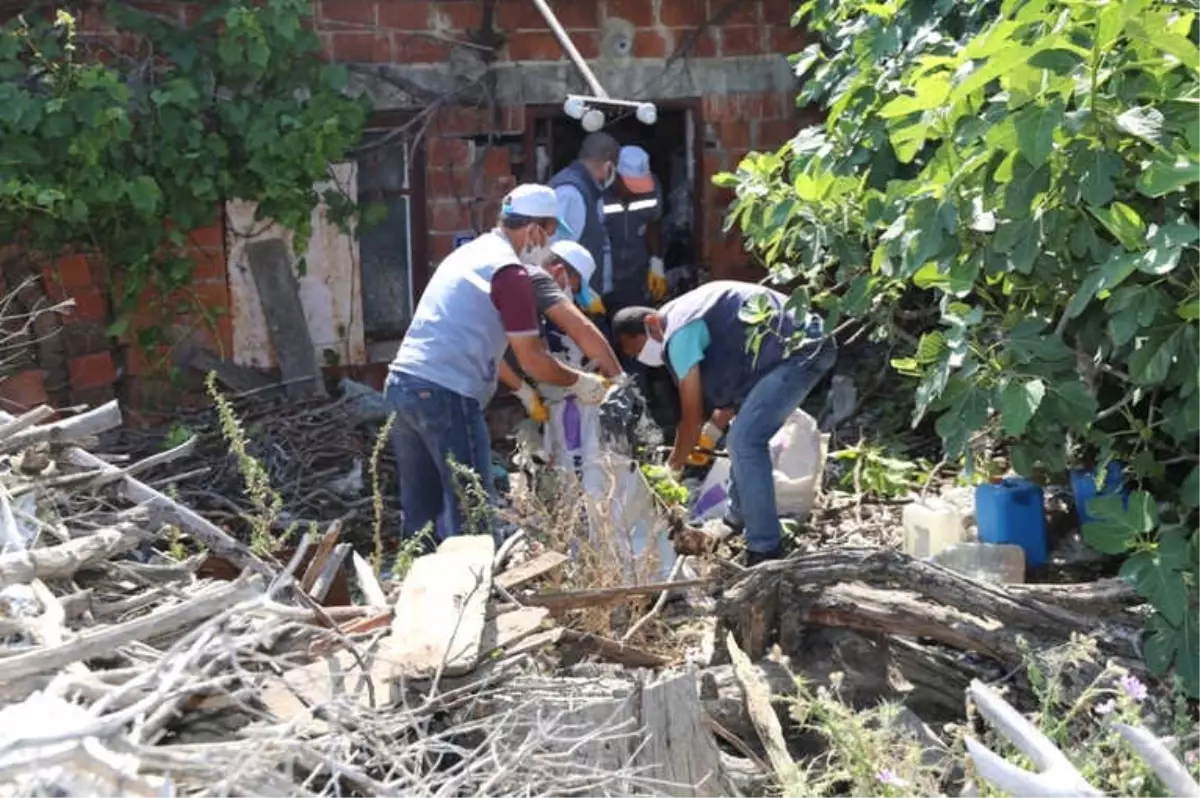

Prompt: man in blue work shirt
[603,145,666,313]
[611,281,835,566]
[549,132,620,302]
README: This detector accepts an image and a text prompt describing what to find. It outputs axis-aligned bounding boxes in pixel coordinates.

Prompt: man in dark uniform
[549,132,620,305]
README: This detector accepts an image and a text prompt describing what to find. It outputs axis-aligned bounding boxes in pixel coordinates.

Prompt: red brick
[500,105,526,133]
[719,120,751,151]
[721,25,765,56]
[394,34,451,62]
[702,150,728,177]
[55,253,94,290]
[762,0,797,23]
[703,94,731,122]
[430,1,481,30]
[319,0,377,26]
[714,0,759,24]
[187,224,224,249]
[426,167,472,199]
[326,31,392,62]
[507,31,565,61]
[190,248,228,283]
[430,233,457,262]
[0,370,48,413]
[633,29,670,58]
[70,288,110,323]
[769,23,806,54]
[761,92,789,121]
[429,200,471,231]
[68,351,117,391]
[573,31,600,59]
[603,0,654,26]
[691,28,718,57]
[435,105,489,135]
[756,118,797,150]
[659,2,706,27]
[482,146,511,179]
[427,136,470,166]
[498,0,594,30]
[378,1,432,29]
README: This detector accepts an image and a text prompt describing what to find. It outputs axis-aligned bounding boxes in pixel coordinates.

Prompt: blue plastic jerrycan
[975,478,1047,568]
[1070,461,1127,525]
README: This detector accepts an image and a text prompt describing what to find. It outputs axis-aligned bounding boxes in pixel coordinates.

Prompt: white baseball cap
[617,146,654,193]
[550,240,597,307]
[501,184,574,236]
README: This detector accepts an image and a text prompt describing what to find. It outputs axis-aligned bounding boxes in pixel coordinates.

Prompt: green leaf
[1075,149,1122,206]
[1115,106,1165,147]
[1088,202,1146,251]
[1181,467,1199,509]
[1120,551,1188,626]
[1083,491,1155,554]
[1003,159,1049,219]
[1136,155,1200,198]
[999,378,1045,436]
[1129,327,1182,386]
[1015,99,1063,168]
[1143,609,1198,698]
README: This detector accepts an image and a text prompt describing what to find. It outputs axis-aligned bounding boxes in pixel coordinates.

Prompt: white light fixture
[563,96,586,120]
[636,102,657,125]
[582,108,605,132]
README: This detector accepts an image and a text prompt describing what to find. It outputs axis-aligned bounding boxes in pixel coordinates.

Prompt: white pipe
[529,0,609,99]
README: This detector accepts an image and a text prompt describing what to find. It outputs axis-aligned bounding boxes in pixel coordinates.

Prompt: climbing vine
[0,0,368,335]
[721,0,1199,693]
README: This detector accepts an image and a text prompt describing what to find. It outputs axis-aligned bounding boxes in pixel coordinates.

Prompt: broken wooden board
[563,629,673,668]
[387,534,495,679]
[641,671,736,797]
[260,636,399,731]
[182,348,277,396]
[495,551,568,591]
[726,633,799,787]
[480,606,549,655]
[245,238,325,399]
[523,577,717,613]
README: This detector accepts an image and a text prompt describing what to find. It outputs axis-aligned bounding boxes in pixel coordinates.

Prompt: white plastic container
[903,498,966,558]
[930,542,1026,584]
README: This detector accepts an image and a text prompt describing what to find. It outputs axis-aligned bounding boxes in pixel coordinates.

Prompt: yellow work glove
[686,421,723,467]
[647,256,668,301]
[571,371,609,405]
[585,293,606,316]
[514,381,549,424]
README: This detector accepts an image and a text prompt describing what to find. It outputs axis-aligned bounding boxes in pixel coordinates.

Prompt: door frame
[521,97,705,267]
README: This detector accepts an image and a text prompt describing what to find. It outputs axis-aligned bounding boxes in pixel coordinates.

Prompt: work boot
[743,546,784,568]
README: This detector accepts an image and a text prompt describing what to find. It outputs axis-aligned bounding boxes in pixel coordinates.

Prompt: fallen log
[719,548,1142,666]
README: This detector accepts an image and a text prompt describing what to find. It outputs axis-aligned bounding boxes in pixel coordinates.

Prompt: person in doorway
[502,241,618,497]
[387,184,610,548]
[610,281,836,566]
[604,145,666,312]
[549,132,620,303]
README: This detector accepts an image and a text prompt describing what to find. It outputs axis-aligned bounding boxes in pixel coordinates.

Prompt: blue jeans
[384,371,494,544]
[726,339,836,553]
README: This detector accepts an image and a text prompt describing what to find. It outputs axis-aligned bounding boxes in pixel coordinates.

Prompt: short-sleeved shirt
[666,319,710,378]
[490,265,540,336]
[502,266,571,381]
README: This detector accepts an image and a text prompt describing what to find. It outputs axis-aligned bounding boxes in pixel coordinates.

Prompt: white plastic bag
[543,397,607,499]
[591,454,676,582]
[688,408,828,524]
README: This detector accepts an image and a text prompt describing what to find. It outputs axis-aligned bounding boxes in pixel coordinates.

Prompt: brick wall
[318,0,809,281]
[0,0,810,411]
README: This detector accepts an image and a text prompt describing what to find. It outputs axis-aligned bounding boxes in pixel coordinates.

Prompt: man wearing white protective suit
[501,241,620,497]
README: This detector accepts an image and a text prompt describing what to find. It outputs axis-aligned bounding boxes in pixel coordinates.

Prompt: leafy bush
[0,1,368,332]
[719,0,1198,693]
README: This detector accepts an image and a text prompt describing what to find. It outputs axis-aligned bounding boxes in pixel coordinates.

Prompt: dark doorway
[523,100,704,296]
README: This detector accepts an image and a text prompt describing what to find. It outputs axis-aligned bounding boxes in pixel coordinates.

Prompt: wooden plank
[183,348,276,395]
[260,635,399,729]
[523,577,717,613]
[480,607,549,654]
[726,633,799,787]
[495,551,568,591]
[562,629,673,668]
[502,626,564,659]
[245,238,325,399]
[638,671,734,797]
[300,523,343,595]
[387,534,495,679]
[350,551,388,607]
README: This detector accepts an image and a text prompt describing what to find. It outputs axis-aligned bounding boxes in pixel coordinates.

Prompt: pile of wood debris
[0,397,1193,798]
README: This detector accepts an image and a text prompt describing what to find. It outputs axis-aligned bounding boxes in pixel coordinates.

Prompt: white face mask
[600,164,617,191]
[637,335,664,367]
